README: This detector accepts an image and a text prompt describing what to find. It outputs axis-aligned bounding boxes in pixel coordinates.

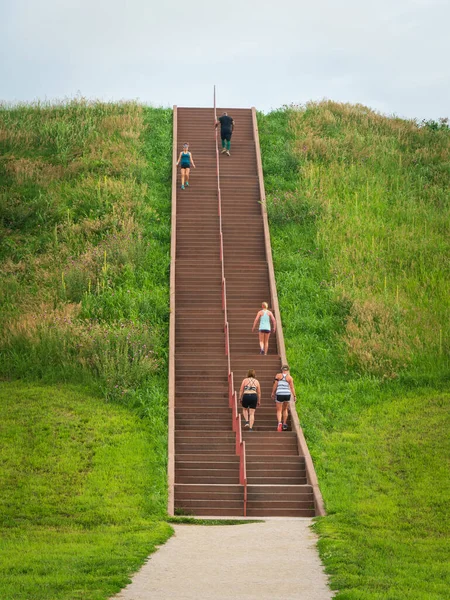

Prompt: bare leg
[258,332,265,353]
[249,408,256,429]
[181,168,185,186]
[282,402,289,425]
[185,167,190,184]
[242,407,249,424]
[263,332,270,355]
[276,403,283,423]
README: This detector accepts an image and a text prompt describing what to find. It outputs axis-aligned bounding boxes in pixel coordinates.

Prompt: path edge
[251,106,326,517]
[168,105,177,516]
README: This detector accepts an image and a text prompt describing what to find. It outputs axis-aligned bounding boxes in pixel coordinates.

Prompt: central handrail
[214,86,247,516]
[236,411,248,517]
[214,86,230,376]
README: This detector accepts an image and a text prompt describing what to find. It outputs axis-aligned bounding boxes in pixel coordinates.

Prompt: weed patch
[0,100,173,599]
[0,100,172,409]
[258,104,450,599]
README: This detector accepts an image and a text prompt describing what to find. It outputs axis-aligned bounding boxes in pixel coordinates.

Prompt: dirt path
[113,519,333,600]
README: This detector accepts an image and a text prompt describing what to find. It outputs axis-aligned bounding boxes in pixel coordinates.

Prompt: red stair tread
[173,106,315,517]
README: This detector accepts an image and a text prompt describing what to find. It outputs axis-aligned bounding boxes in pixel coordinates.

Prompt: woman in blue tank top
[252,301,276,355]
[176,142,196,190]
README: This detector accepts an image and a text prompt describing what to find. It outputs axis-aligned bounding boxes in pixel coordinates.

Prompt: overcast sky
[1,0,449,120]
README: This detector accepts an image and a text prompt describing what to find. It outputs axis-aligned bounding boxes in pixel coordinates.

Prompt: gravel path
[113,519,334,600]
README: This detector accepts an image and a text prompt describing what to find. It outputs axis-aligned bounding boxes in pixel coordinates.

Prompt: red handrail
[223,279,227,320]
[236,413,248,516]
[214,88,230,374]
[221,277,225,310]
[241,441,247,516]
[214,86,247,516]
[228,372,234,408]
[234,392,239,434]
[237,411,243,451]
[224,321,229,356]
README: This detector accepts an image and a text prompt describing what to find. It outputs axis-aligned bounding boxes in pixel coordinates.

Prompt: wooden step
[173,107,317,517]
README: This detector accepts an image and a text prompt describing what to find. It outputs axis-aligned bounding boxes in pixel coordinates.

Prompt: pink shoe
[277,423,283,432]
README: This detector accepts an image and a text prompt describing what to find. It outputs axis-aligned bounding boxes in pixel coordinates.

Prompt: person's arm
[256,380,261,406]
[214,119,220,129]
[231,119,235,131]
[270,311,276,333]
[271,376,280,400]
[176,152,182,166]
[190,152,196,168]
[239,379,246,401]
[252,311,261,332]
[288,376,297,402]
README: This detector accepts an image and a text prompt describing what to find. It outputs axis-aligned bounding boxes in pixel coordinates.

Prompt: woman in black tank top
[239,369,261,431]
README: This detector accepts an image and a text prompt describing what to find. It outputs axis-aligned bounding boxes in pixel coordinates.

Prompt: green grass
[0,101,173,599]
[258,103,450,599]
[316,390,449,599]
[2,98,449,599]
[0,100,172,409]
[0,382,172,600]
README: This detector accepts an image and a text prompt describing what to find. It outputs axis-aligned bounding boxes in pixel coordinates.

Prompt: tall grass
[258,103,450,599]
[0,100,172,412]
[289,101,449,380]
[0,100,173,599]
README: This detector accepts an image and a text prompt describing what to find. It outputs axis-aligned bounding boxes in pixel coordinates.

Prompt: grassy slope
[258,104,449,599]
[0,102,172,408]
[0,102,173,599]
[0,382,171,600]
[2,99,449,599]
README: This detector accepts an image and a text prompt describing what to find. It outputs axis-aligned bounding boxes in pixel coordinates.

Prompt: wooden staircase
[169,105,323,518]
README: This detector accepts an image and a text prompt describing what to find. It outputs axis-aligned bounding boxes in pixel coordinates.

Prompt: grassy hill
[0,100,449,599]
[0,100,171,405]
[0,100,173,599]
[258,102,449,599]
[0,383,171,600]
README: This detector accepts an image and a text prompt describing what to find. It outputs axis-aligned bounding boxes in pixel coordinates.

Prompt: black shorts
[221,130,232,141]
[259,329,271,334]
[180,164,190,169]
[242,394,258,409]
[276,395,290,404]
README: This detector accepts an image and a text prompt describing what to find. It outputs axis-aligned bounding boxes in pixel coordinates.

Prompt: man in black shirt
[215,112,234,156]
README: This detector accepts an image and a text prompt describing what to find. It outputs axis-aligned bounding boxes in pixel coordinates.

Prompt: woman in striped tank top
[252,301,276,355]
[271,365,296,431]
